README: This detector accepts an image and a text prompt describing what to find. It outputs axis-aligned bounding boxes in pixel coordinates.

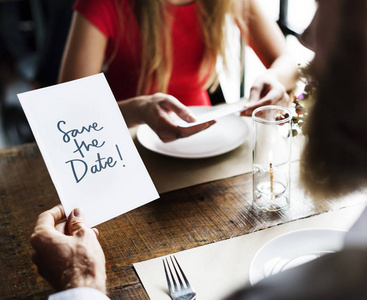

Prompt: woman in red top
[59,0,298,142]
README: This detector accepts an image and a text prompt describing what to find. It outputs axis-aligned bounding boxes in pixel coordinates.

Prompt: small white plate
[136,106,249,159]
[249,228,346,285]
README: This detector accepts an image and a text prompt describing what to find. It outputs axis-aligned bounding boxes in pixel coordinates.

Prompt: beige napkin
[130,117,304,194]
[134,201,366,300]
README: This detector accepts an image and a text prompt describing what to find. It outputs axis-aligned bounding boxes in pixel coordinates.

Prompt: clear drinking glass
[252,105,292,211]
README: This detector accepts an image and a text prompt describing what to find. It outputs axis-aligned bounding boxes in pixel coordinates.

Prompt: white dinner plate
[136,106,249,159]
[249,228,346,285]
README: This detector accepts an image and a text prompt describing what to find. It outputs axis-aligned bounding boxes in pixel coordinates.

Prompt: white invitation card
[18,73,159,227]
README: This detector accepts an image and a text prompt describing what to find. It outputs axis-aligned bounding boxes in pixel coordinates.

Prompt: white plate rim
[249,228,347,285]
[136,106,249,159]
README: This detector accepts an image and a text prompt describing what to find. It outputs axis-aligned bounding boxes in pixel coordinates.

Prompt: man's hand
[30,205,106,293]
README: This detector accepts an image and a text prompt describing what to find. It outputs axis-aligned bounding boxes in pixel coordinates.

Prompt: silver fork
[163,255,197,300]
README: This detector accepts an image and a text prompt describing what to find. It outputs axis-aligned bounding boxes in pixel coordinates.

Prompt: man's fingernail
[73,208,83,217]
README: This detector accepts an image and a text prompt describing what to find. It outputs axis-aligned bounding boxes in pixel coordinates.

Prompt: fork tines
[163,255,197,300]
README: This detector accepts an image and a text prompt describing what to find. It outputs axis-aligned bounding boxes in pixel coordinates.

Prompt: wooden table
[0,142,365,299]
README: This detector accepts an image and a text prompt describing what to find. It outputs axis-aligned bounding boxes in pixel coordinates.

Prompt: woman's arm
[58,12,107,83]
[237,0,298,114]
[246,0,298,91]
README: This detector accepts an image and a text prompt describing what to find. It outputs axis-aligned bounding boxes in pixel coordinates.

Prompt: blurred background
[0,0,316,148]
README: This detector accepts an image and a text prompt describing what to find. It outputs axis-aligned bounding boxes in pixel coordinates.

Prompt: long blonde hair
[113,0,247,96]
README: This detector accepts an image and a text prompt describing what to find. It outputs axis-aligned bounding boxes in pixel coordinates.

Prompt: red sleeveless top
[74,0,211,106]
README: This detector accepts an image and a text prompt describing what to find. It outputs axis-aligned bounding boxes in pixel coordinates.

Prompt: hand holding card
[18,74,159,227]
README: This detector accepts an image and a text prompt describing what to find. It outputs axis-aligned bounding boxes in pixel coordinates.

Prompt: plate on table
[249,228,346,285]
[136,106,249,159]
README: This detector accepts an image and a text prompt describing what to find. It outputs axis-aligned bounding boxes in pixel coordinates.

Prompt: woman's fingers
[153,93,196,123]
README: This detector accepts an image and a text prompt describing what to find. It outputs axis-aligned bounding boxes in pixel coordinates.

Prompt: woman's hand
[241,72,289,116]
[30,205,106,293]
[120,93,215,143]
[236,0,298,117]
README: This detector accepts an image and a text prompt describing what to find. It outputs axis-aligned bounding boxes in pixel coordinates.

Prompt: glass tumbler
[252,105,292,211]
